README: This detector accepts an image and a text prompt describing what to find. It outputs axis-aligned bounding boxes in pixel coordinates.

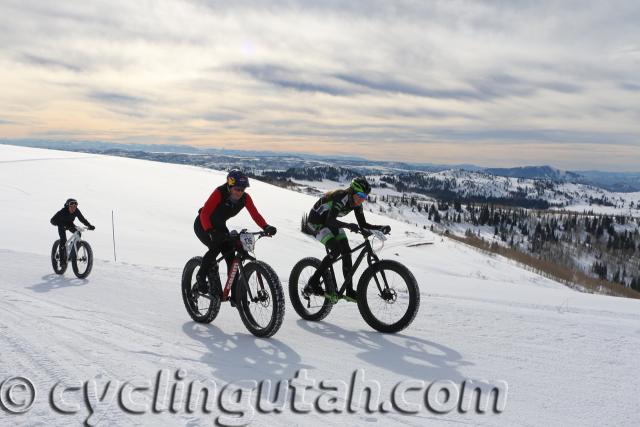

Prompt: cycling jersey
[308,189,370,230]
[199,184,267,231]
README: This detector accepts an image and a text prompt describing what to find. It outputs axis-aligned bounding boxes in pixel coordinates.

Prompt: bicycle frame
[325,234,384,297]
[63,226,88,258]
[212,231,266,303]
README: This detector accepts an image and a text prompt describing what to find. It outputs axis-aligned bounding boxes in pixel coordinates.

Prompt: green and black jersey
[307,189,373,231]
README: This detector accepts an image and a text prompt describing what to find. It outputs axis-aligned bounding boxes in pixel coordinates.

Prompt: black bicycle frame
[325,237,386,296]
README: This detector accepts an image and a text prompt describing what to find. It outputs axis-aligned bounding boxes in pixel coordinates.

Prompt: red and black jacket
[199,184,267,232]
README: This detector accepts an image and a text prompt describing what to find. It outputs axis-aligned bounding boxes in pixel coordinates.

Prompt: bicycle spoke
[243,268,274,330]
[365,269,410,326]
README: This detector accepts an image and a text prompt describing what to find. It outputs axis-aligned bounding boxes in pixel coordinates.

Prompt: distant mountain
[483,166,582,181]
[2,139,639,191]
[482,166,640,192]
[573,170,640,193]
[375,169,640,210]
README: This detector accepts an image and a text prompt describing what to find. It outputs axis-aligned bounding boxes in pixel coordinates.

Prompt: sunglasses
[69,203,78,206]
[354,192,368,200]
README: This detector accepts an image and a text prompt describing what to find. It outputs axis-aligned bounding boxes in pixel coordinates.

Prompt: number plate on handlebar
[239,233,256,252]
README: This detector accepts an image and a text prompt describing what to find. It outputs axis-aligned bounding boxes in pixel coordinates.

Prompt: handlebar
[349,227,389,240]
[229,229,272,239]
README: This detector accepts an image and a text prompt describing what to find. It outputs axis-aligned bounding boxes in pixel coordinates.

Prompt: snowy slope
[1,145,639,426]
[378,169,640,215]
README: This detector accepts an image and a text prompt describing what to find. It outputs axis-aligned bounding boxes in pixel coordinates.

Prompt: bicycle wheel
[357,260,420,333]
[71,241,93,279]
[181,256,221,323]
[288,257,334,322]
[236,261,285,338]
[51,240,68,275]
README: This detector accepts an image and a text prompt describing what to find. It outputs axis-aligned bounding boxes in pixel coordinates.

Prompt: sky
[1,0,639,171]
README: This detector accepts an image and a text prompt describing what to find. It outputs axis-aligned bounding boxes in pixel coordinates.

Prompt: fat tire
[357,260,420,333]
[288,257,334,322]
[237,261,285,338]
[71,241,93,279]
[181,256,221,323]
[51,240,68,275]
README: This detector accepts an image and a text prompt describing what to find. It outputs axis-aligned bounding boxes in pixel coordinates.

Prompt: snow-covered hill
[276,167,640,217]
[388,169,640,213]
[1,145,639,426]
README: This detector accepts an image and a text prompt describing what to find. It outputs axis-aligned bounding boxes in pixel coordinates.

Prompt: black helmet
[350,177,371,195]
[227,170,250,188]
[64,198,78,207]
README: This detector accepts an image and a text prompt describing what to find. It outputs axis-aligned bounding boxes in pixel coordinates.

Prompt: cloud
[201,112,243,122]
[85,91,149,118]
[424,128,639,146]
[619,82,640,91]
[88,91,146,106]
[18,54,84,72]
[238,64,359,96]
[334,73,481,100]
[0,0,638,170]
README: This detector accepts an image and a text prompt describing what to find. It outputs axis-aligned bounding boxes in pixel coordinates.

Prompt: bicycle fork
[222,259,267,304]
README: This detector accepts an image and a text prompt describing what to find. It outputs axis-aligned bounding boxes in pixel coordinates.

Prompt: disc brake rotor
[380,287,397,303]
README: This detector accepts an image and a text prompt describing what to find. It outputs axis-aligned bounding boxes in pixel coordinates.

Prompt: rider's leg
[220,239,235,274]
[337,235,354,288]
[307,229,341,291]
[335,233,357,301]
[57,226,67,263]
[195,217,224,273]
[194,217,226,292]
[200,232,227,276]
[193,216,210,246]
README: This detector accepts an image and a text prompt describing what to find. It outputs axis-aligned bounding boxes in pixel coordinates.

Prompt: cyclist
[304,177,390,302]
[194,170,277,294]
[50,198,95,264]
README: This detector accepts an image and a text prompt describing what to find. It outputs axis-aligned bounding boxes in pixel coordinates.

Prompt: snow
[390,169,640,216]
[1,145,639,426]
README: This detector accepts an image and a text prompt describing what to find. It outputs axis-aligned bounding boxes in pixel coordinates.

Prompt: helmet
[227,170,250,188]
[350,177,371,195]
[64,198,78,207]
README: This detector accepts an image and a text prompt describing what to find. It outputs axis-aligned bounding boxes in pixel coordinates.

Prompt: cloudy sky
[1,0,639,170]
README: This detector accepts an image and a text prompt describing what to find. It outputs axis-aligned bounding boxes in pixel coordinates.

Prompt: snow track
[1,145,639,426]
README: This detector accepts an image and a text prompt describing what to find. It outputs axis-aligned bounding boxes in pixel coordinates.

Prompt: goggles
[354,191,368,200]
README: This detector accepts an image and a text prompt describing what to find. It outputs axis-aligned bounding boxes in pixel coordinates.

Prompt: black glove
[380,225,391,234]
[345,223,360,233]
[88,224,95,230]
[263,225,277,236]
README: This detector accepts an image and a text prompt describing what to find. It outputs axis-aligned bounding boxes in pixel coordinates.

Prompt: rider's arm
[199,188,222,231]
[75,209,91,227]
[354,206,379,229]
[50,210,61,226]
[244,194,267,229]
